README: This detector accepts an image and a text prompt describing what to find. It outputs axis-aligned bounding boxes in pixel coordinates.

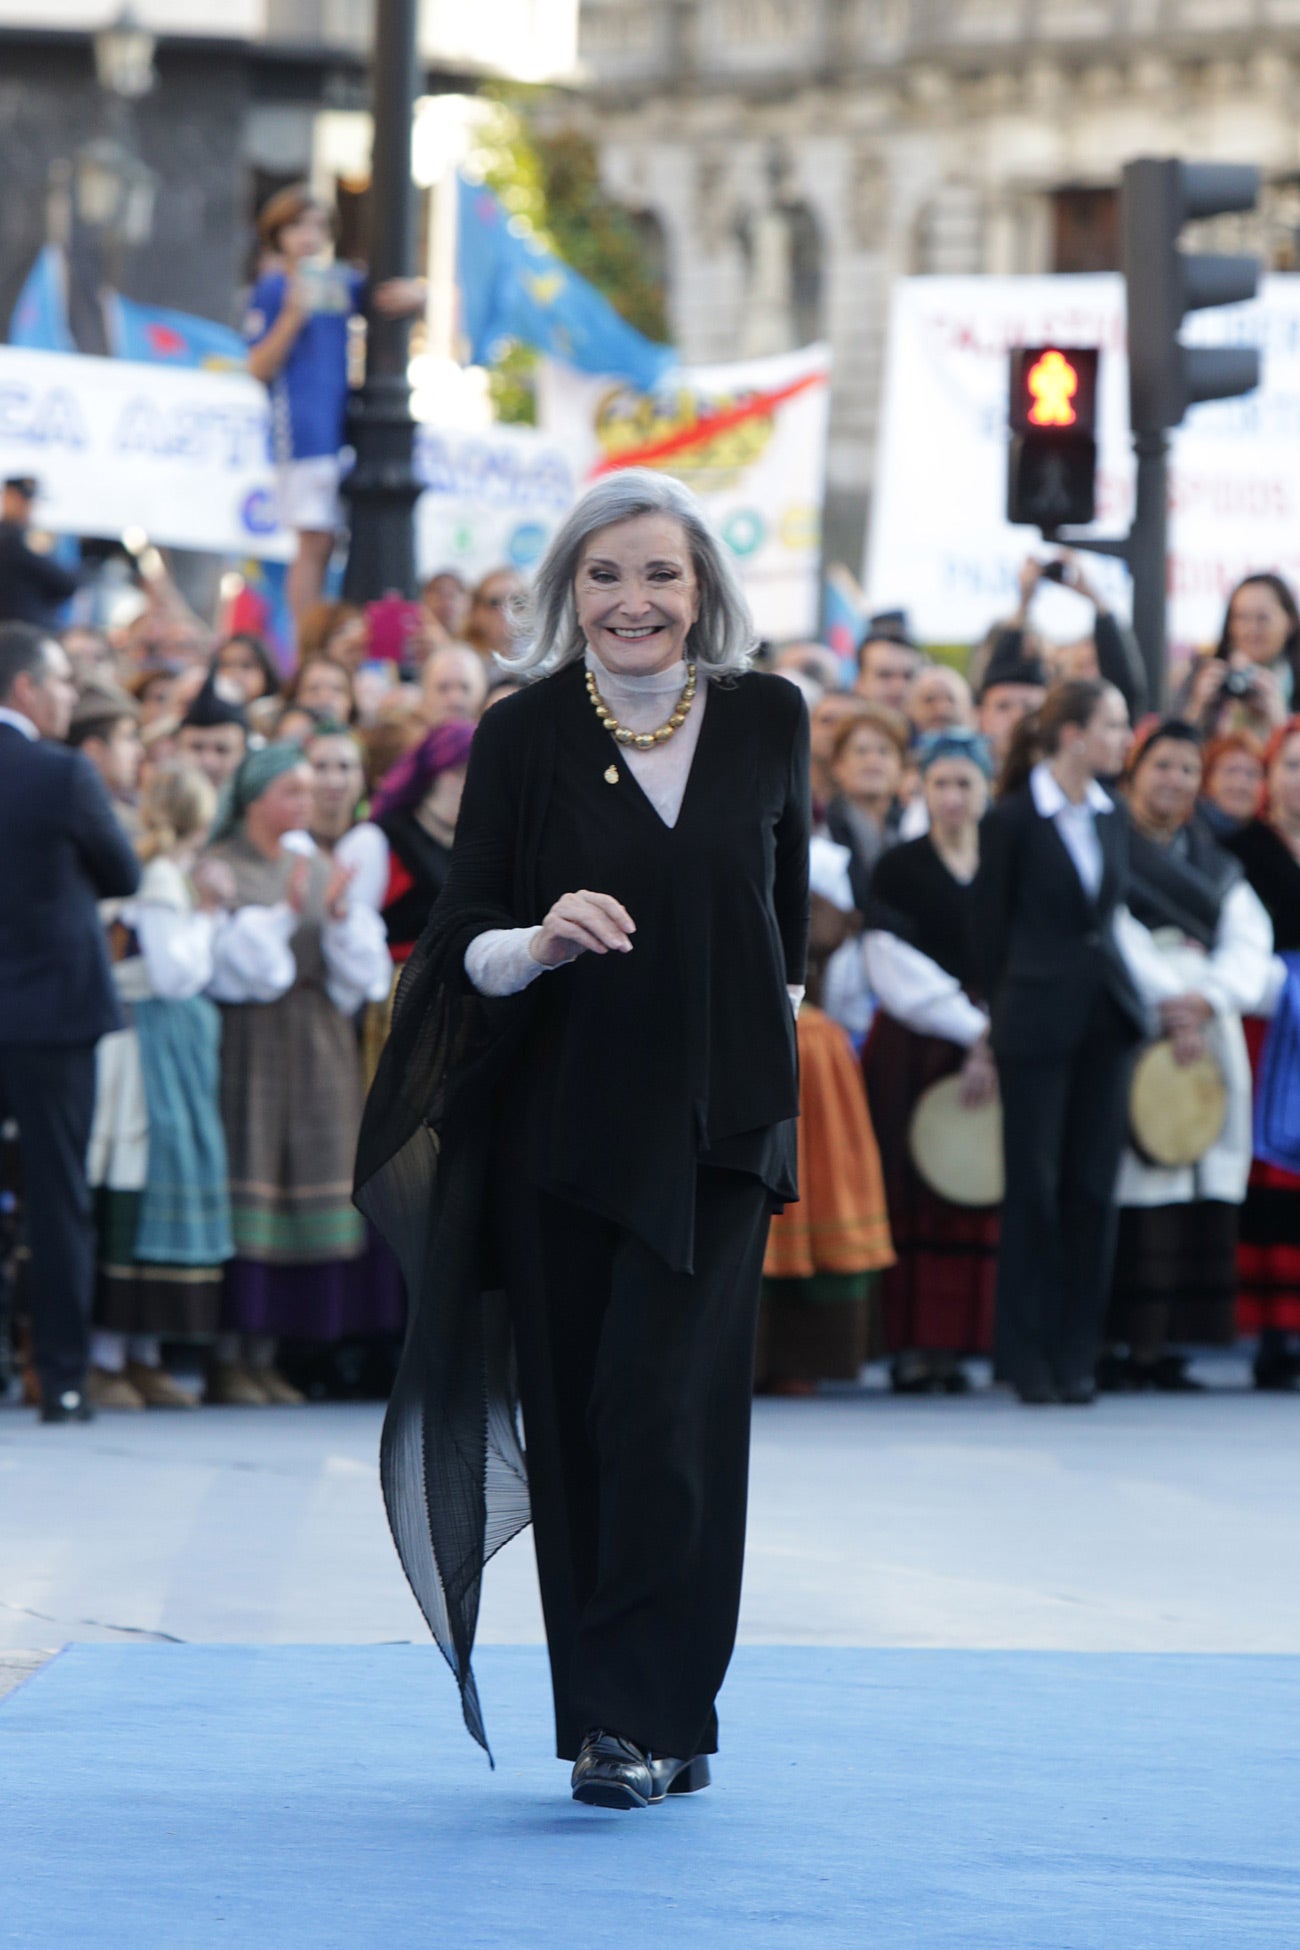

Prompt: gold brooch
[604,764,619,785]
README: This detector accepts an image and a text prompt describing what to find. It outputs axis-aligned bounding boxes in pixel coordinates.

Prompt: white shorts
[276,454,341,534]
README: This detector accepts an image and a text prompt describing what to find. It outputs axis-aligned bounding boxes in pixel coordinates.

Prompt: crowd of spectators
[0,556,524,1416]
[2,534,1300,1417]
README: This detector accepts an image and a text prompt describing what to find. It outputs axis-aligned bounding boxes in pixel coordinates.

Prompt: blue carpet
[1,1645,1297,1948]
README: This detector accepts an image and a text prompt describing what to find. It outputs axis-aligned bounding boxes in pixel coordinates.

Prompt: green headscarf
[209,742,306,844]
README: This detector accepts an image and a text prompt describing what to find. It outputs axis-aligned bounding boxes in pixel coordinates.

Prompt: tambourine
[908,1073,1004,1208]
[1128,1039,1228,1168]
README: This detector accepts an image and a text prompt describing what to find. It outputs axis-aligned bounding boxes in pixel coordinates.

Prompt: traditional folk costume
[758,841,894,1390]
[371,721,477,964]
[360,721,475,1087]
[862,834,999,1382]
[1106,817,1273,1380]
[87,857,232,1373]
[206,752,393,1344]
[1225,819,1300,1379]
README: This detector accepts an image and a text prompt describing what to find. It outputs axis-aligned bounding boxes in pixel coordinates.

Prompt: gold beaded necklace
[585,660,698,751]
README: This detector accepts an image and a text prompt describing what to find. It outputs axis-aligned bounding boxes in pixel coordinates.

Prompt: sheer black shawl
[353,688,550,1761]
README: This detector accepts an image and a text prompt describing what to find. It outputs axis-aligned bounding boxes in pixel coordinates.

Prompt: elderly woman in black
[357,470,809,1809]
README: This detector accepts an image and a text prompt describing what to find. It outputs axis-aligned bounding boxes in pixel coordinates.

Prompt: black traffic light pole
[1127,430,1169,707]
[1039,158,1262,709]
[343,0,422,605]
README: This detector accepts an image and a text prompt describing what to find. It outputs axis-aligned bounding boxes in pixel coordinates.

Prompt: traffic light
[1122,159,1261,432]
[1006,345,1098,529]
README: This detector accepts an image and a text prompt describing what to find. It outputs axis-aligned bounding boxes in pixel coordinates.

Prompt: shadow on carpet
[2,1644,1297,1949]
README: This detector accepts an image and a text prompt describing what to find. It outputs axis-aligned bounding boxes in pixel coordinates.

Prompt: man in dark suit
[0,623,140,1421]
[0,478,78,631]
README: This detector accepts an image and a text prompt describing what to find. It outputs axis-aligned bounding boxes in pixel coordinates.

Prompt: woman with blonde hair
[86,763,234,1409]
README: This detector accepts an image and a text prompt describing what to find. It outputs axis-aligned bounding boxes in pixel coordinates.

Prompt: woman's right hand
[529,891,636,968]
[1187,656,1227,721]
[958,1037,998,1109]
[285,857,311,916]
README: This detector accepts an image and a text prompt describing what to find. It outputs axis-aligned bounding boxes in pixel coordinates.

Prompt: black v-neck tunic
[509,662,810,1270]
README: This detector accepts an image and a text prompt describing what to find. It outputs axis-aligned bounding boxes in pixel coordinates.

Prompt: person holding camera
[1013,554,1148,721]
[244,187,425,640]
[1179,574,1298,744]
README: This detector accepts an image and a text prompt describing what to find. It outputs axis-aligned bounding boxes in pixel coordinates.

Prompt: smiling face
[1129,737,1202,832]
[574,514,702,678]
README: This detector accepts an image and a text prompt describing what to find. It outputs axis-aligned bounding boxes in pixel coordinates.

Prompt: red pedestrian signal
[1007,345,1099,531]
[1027,350,1079,427]
[1009,346,1098,433]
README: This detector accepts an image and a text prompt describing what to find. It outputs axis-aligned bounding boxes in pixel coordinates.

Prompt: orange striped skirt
[764,1006,895,1280]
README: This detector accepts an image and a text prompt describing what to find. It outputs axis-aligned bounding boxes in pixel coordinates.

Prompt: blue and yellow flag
[458,177,674,390]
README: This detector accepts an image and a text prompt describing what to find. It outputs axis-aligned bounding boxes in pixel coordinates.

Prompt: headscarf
[209,741,306,844]
[370,719,475,821]
[915,726,994,779]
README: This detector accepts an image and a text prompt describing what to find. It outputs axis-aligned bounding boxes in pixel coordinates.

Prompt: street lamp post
[342,0,423,605]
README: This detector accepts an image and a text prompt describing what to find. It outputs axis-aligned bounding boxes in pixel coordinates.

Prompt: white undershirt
[1029,759,1110,899]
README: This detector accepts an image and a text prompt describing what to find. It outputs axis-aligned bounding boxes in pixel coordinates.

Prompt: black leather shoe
[1058,1381,1097,1406]
[39,1389,94,1424]
[647,1753,711,1803]
[571,1730,653,1810]
[1014,1381,1058,1405]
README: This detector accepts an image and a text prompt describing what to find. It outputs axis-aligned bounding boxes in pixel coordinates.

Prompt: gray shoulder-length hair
[504,468,756,677]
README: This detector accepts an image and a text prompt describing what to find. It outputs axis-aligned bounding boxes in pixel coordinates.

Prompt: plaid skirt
[1240,1016,1300,1334]
[218,983,365,1267]
[862,1012,1000,1356]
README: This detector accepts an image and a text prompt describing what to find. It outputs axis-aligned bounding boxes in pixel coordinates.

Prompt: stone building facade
[568,0,1300,568]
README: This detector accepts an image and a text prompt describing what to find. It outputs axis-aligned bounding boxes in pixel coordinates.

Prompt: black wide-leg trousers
[498,1165,772,1763]
[994,1000,1136,1396]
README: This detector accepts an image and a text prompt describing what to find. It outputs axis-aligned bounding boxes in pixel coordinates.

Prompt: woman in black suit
[356,470,809,1808]
[975,680,1146,1404]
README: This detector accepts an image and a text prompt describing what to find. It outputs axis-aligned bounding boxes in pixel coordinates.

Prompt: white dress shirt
[1029,759,1111,900]
[0,705,38,741]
